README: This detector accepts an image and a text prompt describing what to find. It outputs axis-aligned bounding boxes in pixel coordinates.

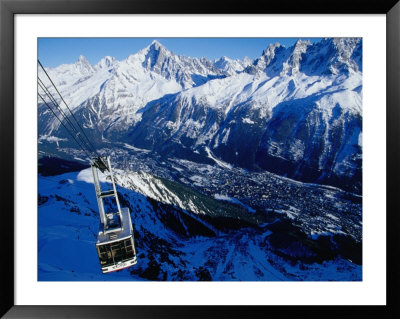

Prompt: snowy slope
[38,168,361,281]
[126,66,362,192]
[213,56,251,75]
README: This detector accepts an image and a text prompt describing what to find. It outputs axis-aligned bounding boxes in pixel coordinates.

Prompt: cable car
[38,62,138,273]
[92,156,137,273]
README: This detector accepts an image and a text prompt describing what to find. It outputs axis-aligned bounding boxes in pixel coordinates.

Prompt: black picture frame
[1,0,399,317]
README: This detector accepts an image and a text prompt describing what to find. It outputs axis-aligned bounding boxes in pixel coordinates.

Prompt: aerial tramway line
[38,60,137,273]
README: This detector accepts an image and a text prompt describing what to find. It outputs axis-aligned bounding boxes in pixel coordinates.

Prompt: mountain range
[38,38,362,194]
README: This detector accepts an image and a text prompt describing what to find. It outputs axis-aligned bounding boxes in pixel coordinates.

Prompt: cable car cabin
[92,156,137,274]
[36,63,138,274]
[96,207,137,273]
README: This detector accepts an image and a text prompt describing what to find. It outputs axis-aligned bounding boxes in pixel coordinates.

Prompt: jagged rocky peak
[95,55,116,70]
[262,42,282,58]
[242,56,252,66]
[332,37,362,73]
[332,37,361,57]
[294,38,311,48]
[147,40,171,59]
[213,56,250,75]
[142,40,174,69]
[76,55,95,74]
[214,56,232,66]
[298,37,362,76]
[280,39,311,76]
[124,40,170,68]
[197,56,216,71]
[149,39,166,50]
[244,37,362,77]
[252,39,312,77]
[257,42,282,69]
[291,38,312,58]
[244,42,284,75]
[130,40,225,88]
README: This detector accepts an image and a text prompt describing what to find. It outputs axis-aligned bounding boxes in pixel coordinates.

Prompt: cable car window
[97,238,136,268]
[97,244,113,267]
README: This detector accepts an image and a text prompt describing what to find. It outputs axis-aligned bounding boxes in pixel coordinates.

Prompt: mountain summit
[76,55,95,74]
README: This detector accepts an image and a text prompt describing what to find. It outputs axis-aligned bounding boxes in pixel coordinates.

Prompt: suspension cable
[38,92,93,160]
[38,59,102,159]
[38,60,109,171]
[38,78,97,157]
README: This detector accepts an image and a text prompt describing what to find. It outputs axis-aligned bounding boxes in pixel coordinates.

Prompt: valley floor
[38,165,362,281]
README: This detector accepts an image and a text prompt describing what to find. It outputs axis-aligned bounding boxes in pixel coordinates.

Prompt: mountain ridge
[38,38,362,193]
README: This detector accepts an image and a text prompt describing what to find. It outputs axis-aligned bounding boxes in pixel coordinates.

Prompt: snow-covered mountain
[214,56,251,75]
[246,38,361,77]
[38,160,361,281]
[38,38,362,193]
[39,40,227,113]
[38,40,230,140]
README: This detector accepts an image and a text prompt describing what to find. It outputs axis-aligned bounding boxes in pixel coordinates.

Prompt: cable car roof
[96,207,133,245]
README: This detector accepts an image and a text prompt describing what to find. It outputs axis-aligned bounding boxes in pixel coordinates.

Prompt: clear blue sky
[38,38,323,68]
